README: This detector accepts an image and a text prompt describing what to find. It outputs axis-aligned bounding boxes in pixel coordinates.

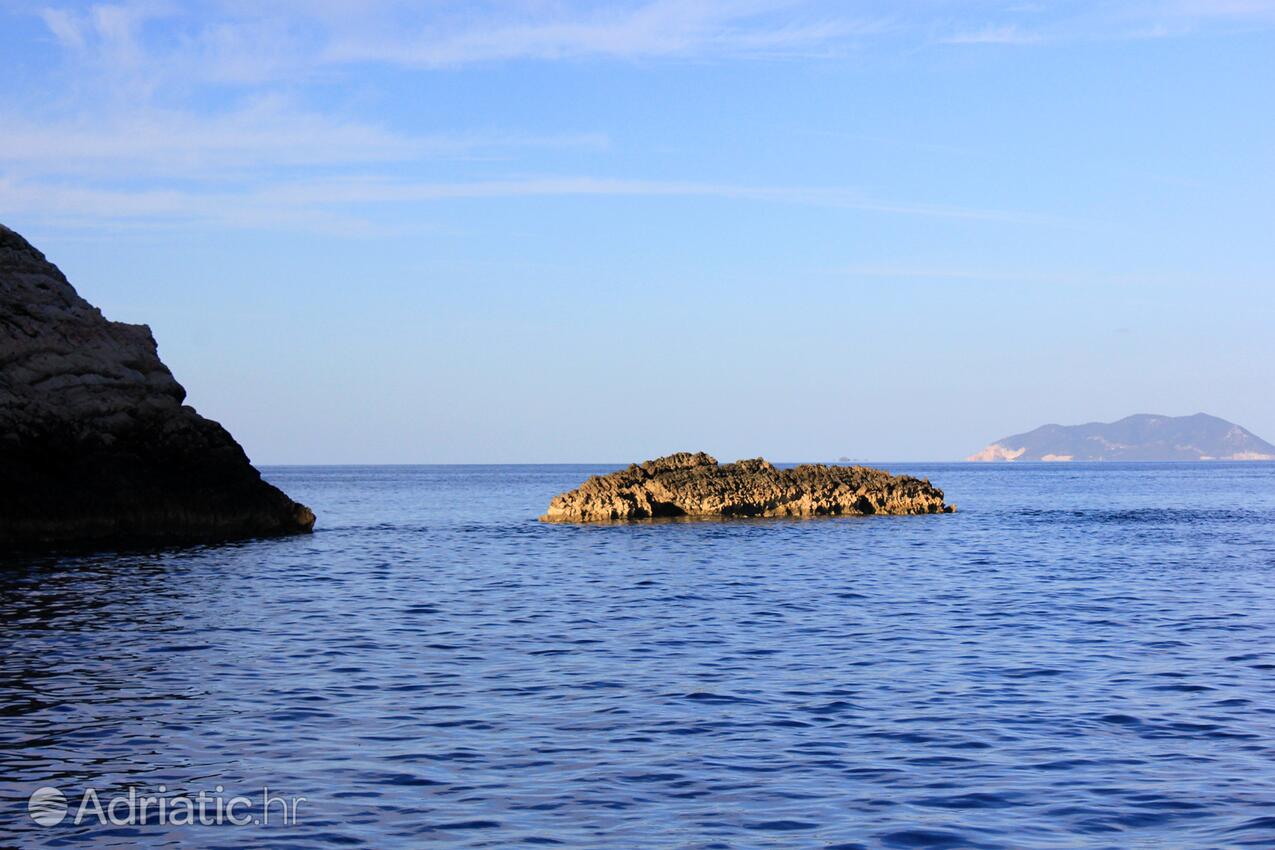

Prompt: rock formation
[968,413,1275,462]
[1,223,314,549]
[540,452,953,522]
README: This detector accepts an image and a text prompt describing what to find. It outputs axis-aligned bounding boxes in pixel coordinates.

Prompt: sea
[2,462,1274,849]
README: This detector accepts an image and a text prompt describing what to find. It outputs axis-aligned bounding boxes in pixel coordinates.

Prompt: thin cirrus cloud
[1171,0,1275,20]
[936,25,1042,45]
[31,0,882,83]
[38,2,155,65]
[0,0,1031,233]
[0,173,1048,234]
[0,103,610,179]
[931,0,1275,45]
[8,0,1274,234]
[38,8,86,49]
[27,1,1275,77]
[831,264,1087,285]
[0,176,398,237]
[322,1,880,67]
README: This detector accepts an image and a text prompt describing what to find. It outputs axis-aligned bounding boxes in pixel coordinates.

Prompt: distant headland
[968,413,1275,462]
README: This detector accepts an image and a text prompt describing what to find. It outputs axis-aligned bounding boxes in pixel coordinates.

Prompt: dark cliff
[0,224,314,550]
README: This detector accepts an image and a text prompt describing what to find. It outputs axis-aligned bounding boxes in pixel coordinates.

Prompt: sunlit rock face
[0,223,314,550]
[967,444,1026,462]
[967,413,1275,462]
[540,452,953,523]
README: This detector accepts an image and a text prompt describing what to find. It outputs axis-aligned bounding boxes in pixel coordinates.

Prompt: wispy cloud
[832,264,1071,283]
[1169,0,1275,21]
[250,175,1043,223]
[26,0,883,85]
[0,1,1045,235]
[325,1,878,67]
[829,264,1185,288]
[6,0,1267,235]
[937,25,1042,45]
[37,2,163,67]
[26,0,1275,80]
[933,0,1275,46]
[0,173,1052,233]
[0,99,608,180]
[38,8,85,49]
[0,175,383,235]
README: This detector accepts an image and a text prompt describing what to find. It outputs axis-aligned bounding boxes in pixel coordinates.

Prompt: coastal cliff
[0,224,314,549]
[541,452,953,522]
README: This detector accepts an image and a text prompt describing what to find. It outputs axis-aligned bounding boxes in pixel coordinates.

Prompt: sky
[2,0,1273,463]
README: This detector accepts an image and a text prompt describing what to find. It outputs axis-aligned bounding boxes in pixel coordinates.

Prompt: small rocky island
[1,224,314,549]
[541,452,953,522]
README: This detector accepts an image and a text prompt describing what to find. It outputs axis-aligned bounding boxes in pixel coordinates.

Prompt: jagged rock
[540,452,954,522]
[1,223,314,549]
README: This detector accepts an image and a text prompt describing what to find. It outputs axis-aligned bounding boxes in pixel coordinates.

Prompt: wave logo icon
[28,786,68,826]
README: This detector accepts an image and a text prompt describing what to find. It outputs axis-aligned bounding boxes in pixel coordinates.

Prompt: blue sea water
[3,462,1275,849]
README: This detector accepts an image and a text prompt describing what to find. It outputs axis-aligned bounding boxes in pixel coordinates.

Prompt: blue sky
[2,1,1273,463]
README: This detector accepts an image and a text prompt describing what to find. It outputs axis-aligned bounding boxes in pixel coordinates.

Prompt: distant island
[968,413,1275,462]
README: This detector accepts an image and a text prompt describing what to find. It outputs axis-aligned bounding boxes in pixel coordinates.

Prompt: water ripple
[2,462,1275,848]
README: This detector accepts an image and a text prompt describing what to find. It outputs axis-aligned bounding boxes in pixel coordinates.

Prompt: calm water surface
[3,463,1275,848]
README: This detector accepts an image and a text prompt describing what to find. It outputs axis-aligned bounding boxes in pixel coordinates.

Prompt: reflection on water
[3,463,1275,848]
